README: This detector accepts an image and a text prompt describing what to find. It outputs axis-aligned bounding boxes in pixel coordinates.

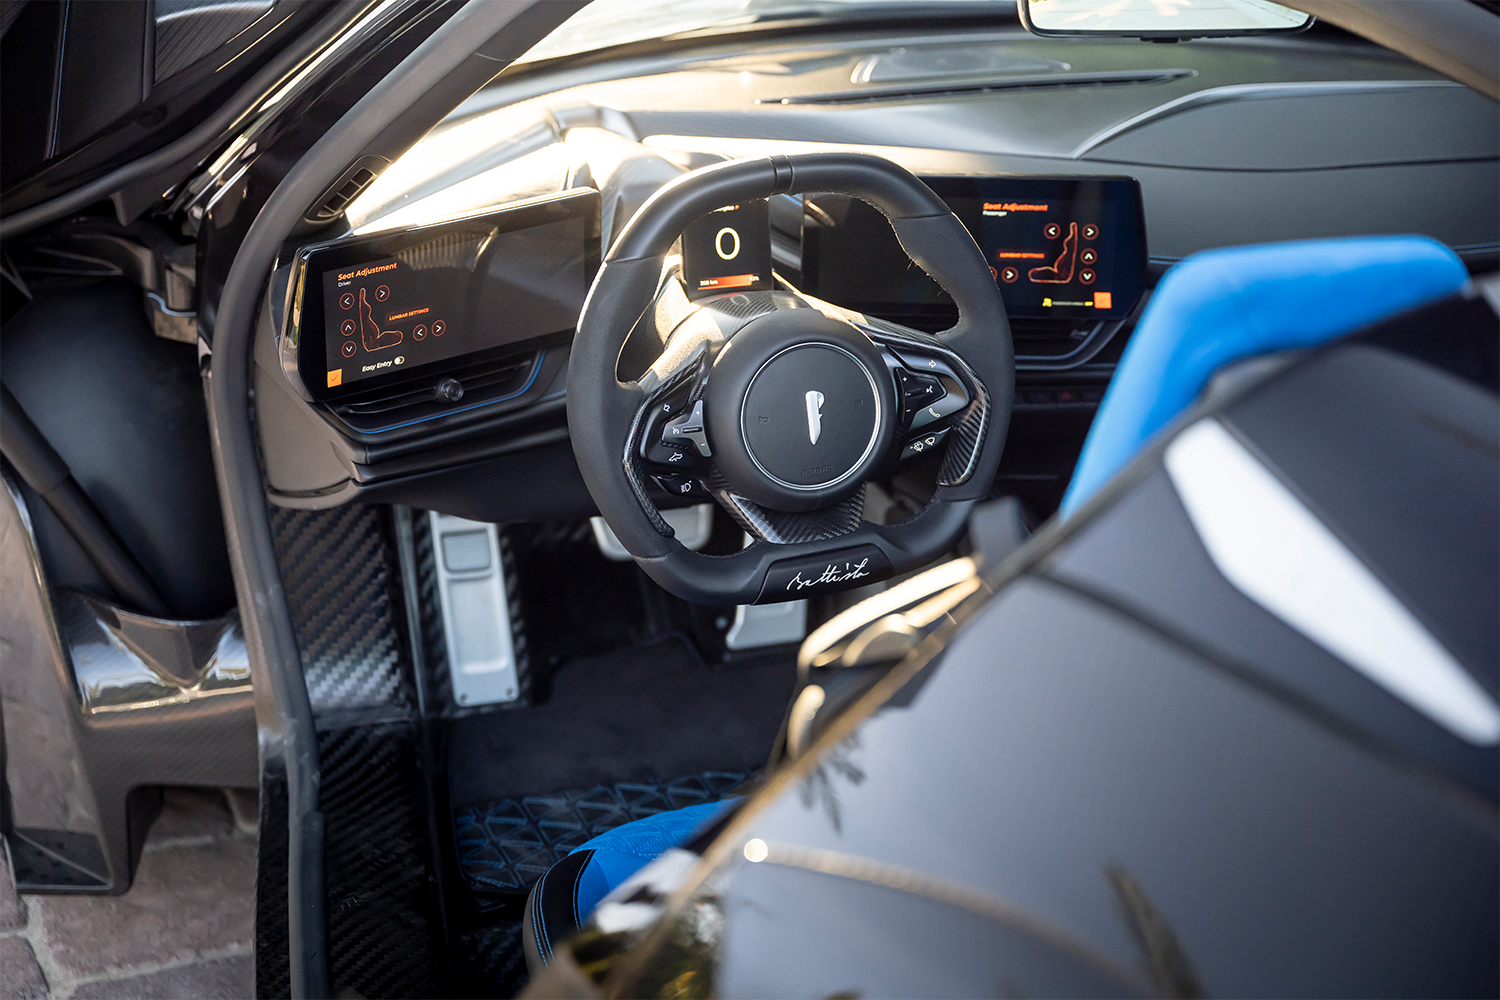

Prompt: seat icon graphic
[1028,222,1078,284]
[357,287,404,352]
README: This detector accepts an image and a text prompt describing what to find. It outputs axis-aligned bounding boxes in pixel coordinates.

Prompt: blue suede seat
[1062,235,1468,515]
[525,798,738,967]
[523,234,1471,969]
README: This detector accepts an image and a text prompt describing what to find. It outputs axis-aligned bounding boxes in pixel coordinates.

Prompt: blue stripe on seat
[566,798,740,919]
[1061,236,1468,516]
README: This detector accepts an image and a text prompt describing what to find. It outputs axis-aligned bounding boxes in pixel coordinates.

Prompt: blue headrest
[1060,236,1469,516]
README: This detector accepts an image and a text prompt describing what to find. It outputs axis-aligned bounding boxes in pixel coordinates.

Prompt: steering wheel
[569,152,1014,605]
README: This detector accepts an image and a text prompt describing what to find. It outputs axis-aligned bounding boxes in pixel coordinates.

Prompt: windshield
[514,0,1016,64]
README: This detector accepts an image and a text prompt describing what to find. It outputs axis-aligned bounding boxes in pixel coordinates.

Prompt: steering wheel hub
[707,309,895,511]
[744,345,879,488]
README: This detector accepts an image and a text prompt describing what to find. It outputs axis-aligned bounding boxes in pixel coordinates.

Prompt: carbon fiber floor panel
[267,505,445,997]
[458,923,529,999]
[269,505,412,716]
[455,771,749,893]
[320,723,445,998]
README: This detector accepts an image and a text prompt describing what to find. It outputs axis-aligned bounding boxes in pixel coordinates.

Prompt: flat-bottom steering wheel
[569,153,1014,604]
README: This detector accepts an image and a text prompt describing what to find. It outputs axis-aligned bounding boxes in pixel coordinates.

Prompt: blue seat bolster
[1060,235,1469,516]
[568,798,740,919]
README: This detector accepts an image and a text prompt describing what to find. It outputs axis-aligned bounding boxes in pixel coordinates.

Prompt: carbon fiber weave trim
[940,397,989,486]
[268,505,446,997]
[269,506,413,716]
[255,768,292,999]
[705,289,781,319]
[458,923,529,999]
[714,489,864,544]
[154,5,266,80]
[455,772,749,893]
[319,723,445,998]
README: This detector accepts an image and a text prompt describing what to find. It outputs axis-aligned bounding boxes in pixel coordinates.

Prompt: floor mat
[447,634,795,808]
[456,771,749,892]
[446,633,793,996]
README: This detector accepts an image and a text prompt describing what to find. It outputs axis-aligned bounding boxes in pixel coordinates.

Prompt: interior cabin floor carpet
[456,770,750,893]
[446,633,797,809]
[447,635,794,997]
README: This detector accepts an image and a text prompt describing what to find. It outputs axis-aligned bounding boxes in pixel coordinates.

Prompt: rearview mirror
[1017,0,1313,39]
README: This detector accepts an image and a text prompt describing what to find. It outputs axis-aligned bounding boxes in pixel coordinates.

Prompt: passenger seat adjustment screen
[802,175,1145,322]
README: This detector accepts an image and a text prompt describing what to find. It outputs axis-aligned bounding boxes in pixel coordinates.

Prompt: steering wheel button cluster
[645,439,694,467]
[662,399,712,457]
[901,427,949,461]
[652,474,702,498]
[910,390,968,430]
[895,368,945,410]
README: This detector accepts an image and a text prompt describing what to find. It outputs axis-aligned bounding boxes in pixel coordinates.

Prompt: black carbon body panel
[1224,343,1498,696]
[255,769,292,999]
[1044,467,1500,799]
[1046,333,1500,800]
[661,292,1498,999]
[458,923,530,999]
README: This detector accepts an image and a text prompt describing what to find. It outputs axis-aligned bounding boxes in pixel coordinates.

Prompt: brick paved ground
[1,788,258,1000]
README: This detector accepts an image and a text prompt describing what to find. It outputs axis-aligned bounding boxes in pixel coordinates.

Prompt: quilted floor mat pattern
[456,771,749,892]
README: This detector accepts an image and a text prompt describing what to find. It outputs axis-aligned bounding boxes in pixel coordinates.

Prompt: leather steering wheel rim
[568,152,1014,604]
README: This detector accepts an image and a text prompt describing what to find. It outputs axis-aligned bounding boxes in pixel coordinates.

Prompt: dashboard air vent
[329,350,541,433]
[1009,318,1125,371]
[306,156,387,224]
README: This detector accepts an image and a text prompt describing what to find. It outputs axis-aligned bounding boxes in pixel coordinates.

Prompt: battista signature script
[785,558,872,592]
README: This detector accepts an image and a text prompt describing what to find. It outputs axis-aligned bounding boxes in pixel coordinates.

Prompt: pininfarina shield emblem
[805,390,824,445]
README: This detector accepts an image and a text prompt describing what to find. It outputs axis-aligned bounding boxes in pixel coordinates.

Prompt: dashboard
[253,25,1498,522]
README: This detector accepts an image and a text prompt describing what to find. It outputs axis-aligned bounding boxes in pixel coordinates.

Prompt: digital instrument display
[681,200,773,299]
[802,176,1145,323]
[290,190,599,402]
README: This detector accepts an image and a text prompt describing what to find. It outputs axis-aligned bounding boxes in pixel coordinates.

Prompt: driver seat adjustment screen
[325,257,449,386]
[290,190,599,403]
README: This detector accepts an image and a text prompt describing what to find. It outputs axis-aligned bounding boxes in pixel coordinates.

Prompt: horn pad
[705,309,896,512]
